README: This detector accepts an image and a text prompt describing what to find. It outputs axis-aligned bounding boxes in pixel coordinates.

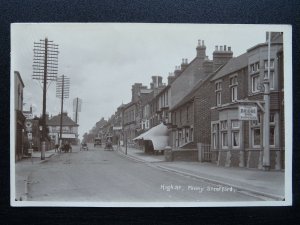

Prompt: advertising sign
[27,132,33,140]
[238,105,258,120]
[25,120,32,132]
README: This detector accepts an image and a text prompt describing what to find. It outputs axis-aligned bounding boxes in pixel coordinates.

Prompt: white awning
[133,123,169,151]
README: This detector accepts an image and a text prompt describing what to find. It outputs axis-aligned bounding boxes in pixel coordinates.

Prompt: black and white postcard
[10,23,292,207]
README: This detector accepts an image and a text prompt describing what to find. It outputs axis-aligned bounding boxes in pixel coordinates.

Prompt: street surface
[27,144,264,202]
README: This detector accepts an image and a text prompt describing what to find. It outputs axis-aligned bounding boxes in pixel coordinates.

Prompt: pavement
[14,145,285,202]
[116,146,285,201]
[14,149,58,201]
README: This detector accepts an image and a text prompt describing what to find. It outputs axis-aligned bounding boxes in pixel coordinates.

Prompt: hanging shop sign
[238,105,258,120]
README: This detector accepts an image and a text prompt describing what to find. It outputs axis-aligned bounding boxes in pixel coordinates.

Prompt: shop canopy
[133,123,169,151]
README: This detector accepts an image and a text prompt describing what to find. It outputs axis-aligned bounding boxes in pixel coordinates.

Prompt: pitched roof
[170,70,218,111]
[210,52,248,81]
[47,113,78,126]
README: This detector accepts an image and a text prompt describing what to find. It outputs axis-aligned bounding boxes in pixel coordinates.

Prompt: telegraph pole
[73,97,81,124]
[56,75,70,146]
[75,97,78,124]
[263,32,271,170]
[33,38,59,160]
[73,97,81,145]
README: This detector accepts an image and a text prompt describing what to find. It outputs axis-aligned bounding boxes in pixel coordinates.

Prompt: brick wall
[194,78,214,144]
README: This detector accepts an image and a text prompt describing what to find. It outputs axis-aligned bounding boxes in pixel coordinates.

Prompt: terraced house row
[99,32,285,170]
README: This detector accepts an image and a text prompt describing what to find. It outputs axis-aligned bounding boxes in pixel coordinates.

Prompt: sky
[11,23,286,139]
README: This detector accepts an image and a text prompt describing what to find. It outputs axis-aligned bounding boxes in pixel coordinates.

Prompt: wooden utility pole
[56,75,70,146]
[33,38,59,160]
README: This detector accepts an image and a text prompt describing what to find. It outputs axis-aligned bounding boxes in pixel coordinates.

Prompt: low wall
[164,148,198,162]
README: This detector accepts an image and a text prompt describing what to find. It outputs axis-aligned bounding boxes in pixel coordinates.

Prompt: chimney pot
[220,46,223,51]
[198,40,201,46]
[215,45,218,51]
[202,40,204,46]
[182,58,185,63]
[224,45,227,51]
[228,46,231,51]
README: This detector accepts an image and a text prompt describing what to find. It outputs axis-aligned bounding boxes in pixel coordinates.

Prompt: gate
[197,143,211,162]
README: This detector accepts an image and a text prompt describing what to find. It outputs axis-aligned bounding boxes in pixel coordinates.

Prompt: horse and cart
[104,136,114,150]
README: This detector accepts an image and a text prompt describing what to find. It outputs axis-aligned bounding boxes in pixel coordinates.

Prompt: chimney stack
[213,45,233,71]
[168,72,176,85]
[196,39,206,59]
[174,65,181,77]
[181,58,188,71]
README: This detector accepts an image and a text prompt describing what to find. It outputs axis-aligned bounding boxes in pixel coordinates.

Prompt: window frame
[221,131,228,149]
[232,131,240,148]
[211,123,219,150]
[264,59,275,69]
[215,81,222,106]
[252,127,261,148]
[251,74,260,93]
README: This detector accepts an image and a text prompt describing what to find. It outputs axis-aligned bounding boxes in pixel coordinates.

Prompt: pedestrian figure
[55,144,59,152]
[64,141,72,153]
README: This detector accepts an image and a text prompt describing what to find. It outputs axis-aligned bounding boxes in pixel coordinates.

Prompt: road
[27,144,263,202]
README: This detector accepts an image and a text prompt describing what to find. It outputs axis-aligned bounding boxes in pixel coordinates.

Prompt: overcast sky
[11,23,285,139]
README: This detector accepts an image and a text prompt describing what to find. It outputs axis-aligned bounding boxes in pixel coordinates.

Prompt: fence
[197,143,211,162]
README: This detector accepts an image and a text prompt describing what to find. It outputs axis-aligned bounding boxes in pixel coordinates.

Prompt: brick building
[123,101,137,144]
[169,42,233,151]
[209,32,284,170]
[14,71,26,161]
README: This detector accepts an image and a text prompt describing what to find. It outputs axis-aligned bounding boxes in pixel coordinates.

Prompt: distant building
[47,112,79,145]
[123,102,137,143]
